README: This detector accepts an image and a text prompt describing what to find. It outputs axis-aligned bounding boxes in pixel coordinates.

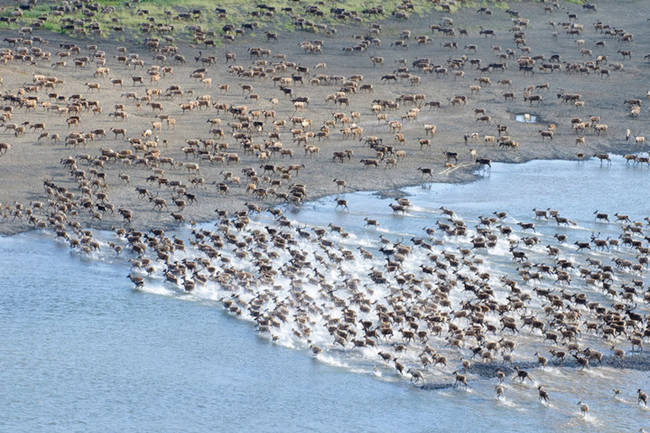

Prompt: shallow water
[2,155,649,432]
[514,113,538,123]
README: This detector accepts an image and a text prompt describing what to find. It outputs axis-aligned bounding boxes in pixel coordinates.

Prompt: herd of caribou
[0,0,648,416]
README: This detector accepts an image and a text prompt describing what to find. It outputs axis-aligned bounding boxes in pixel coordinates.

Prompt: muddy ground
[0,0,648,234]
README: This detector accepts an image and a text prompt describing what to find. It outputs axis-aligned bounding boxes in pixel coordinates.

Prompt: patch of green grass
[0,0,579,44]
[40,20,62,34]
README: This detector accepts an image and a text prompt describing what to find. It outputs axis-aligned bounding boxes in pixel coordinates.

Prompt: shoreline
[3,119,649,411]
[0,145,646,237]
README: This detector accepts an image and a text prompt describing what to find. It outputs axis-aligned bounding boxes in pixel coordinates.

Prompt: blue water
[0,232,546,433]
[2,155,649,432]
[294,156,648,227]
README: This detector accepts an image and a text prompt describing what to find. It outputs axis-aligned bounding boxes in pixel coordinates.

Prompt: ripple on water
[3,156,650,433]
